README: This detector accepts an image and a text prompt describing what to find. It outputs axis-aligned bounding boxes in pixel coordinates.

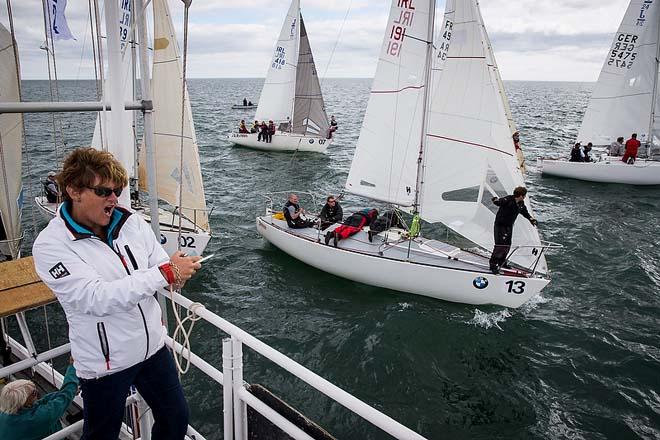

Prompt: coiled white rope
[169,285,204,375]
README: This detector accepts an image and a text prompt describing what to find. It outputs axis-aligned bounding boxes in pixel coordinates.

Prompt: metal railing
[166,290,426,440]
[260,191,320,215]
[505,241,563,275]
[0,290,426,440]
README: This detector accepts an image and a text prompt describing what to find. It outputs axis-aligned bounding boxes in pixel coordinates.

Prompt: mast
[136,0,166,322]
[131,0,139,195]
[412,0,437,216]
[647,14,660,153]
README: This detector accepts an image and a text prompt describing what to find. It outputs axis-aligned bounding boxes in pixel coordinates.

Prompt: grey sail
[292,15,329,136]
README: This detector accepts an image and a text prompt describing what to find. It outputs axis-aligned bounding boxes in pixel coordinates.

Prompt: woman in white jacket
[33,147,201,440]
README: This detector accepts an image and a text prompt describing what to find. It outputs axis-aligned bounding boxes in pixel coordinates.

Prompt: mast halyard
[411,0,437,220]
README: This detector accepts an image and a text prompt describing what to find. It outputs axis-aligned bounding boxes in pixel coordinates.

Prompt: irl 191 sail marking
[387,0,416,58]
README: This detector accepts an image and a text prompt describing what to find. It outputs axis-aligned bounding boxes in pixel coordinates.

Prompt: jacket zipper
[115,244,150,361]
[97,322,111,370]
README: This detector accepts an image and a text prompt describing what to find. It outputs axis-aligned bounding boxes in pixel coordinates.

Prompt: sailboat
[34,0,212,255]
[256,0,556,308]
[229,0,332,153]
[539,0,660,185]
[0,22,23,261]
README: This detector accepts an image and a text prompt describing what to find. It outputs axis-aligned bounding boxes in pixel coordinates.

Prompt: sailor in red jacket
[622,133,641,164]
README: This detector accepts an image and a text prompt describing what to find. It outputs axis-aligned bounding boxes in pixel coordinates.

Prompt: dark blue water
[16,79,660,440]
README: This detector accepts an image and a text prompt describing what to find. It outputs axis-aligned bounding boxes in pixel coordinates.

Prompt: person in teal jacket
[0,363,79,439]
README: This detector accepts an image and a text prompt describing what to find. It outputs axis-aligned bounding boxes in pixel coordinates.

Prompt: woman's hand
[170,251,202,288]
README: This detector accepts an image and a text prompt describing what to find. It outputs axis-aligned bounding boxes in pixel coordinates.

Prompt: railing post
[15,313,37,357]
[222,338,234,439]
[232,337,247,440]
[136,392,154,440]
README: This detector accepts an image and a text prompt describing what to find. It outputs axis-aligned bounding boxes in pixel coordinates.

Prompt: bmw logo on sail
[473,277,488,289]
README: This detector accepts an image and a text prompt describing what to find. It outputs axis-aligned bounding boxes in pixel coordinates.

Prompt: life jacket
[283,200,301,228]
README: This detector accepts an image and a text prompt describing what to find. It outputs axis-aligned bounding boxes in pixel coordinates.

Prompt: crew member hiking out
[489,186,537,275]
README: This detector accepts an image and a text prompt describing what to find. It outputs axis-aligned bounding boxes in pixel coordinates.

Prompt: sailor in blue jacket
[0,363,79,439]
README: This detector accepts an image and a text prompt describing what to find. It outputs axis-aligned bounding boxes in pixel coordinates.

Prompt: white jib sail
[420,0,546,272]
[0,23,23,258]
[138,0,209,231]
[255,0,300,125]
[345,0,432,206]
[577,0,660,146]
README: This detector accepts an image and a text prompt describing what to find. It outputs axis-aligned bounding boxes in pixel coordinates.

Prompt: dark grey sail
[292,16,329,136]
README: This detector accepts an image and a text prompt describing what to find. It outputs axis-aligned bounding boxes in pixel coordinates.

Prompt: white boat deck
[262,216,531,276]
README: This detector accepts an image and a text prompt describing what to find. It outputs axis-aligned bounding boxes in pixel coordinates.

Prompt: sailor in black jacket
[318,196,343,230]
[489,186,538,274]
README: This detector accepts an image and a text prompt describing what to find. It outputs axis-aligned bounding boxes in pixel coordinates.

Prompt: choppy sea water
[15,79,660,439]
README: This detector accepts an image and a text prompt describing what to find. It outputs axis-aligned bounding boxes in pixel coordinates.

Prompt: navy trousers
[80,346,189,440]
[489,224,513,270]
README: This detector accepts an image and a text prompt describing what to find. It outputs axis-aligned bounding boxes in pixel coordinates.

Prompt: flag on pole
[48,0,76,40]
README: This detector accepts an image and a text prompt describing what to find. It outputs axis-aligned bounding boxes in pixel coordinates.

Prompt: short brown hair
[58,147,128,201]
[513,186,527,198]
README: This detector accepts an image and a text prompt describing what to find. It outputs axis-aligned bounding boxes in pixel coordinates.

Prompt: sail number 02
[505,280,525,294]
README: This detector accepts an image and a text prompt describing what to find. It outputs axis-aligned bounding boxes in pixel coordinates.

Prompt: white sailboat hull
[229,132,331,153]
[34,197,210,256]
[256,215,550,308]
[538,157,660,185]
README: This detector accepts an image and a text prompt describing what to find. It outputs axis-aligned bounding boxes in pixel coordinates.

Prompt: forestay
[577,0,660,146]
[0,23,23,258]
[255,0,300,124]
[421,0,546,272]
[138,0,209,231]
[91,0,135,181]
[292,16,329,136]
[345,0,432,206]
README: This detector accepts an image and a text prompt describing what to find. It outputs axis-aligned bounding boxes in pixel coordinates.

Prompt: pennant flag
[48,0,76,41]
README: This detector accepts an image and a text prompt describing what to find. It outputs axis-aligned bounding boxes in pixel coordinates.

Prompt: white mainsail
[578,0,660,146]
[138,0,209,231]
[0,22,23,259]
[255,0,300,125]
[292,16,329,136]
[345,0,432,206]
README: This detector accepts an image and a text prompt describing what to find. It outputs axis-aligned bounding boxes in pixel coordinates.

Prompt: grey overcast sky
[0,0,630,81]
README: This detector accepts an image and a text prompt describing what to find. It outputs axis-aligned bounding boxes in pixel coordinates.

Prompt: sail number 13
[505,280,525,294]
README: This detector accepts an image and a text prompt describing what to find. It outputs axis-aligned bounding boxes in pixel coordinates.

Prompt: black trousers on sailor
[489,224,513,270]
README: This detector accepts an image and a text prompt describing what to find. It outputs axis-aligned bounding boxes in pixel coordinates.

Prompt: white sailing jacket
[32,203,170,379]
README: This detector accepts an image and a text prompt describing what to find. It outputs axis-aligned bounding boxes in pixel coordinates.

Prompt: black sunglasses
[86,185,123,198]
